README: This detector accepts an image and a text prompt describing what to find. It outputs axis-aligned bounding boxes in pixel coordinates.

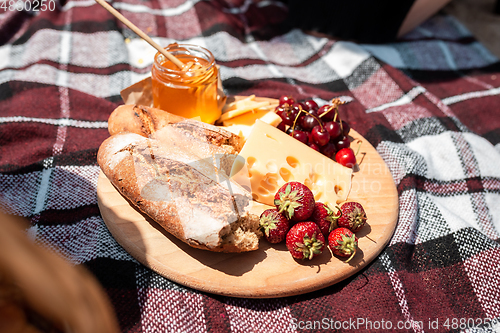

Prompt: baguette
[97,130,261,252]
[108,104,243,152]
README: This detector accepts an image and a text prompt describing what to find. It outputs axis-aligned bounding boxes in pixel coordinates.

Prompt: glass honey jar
[151,43,220,124]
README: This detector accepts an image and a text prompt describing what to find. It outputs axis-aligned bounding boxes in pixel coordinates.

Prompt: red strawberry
[328,228,358,262]
[274,182,315,222]
[337,201,367,232]
[286,222,325,260]
[259,209,290,244]
[311,202,341,238]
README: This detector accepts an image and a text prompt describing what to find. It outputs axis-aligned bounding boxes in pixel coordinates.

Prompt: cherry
[334,136,351,150]
[308,143,320,152]
[308,108,320,116]
[292,130,309,145]
[335,148,356,168]
[341,120,350,136]
[317,105,334,122]
[275,106,286,120]
[277,121,286,132]
[290,104,302,121]
[293,102,306,112]
[281,112,295,126]
[303,99,319,112]
[297,113,307,127]
[301,114,320,131]
[307,132,314,144]
[321,143,337,159]
[279,95,295,106]
[324,121,342,140]
[312,125,330,146]
[286,125,303,135]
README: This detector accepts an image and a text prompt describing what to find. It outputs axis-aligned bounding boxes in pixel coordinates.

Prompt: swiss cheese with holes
[230,120,353,207]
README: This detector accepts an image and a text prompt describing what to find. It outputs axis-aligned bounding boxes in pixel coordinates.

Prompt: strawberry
[328,227,358,262]
[337,201,367,232]
[259,209,290,244]
[286,222,325,260]
[274,181,315,222]
[311,202,341,238]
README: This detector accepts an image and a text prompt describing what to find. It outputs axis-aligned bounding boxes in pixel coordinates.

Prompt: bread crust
[98,130,260,252]
[108,104,243,151]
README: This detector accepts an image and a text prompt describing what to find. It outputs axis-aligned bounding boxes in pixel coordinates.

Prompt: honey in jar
[151,44,220,124]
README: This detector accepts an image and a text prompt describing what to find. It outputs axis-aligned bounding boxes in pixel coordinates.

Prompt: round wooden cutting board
[97,101,399,298]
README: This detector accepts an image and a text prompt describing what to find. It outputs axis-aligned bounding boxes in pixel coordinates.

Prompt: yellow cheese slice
[219,101,271,122]
[230,120,353,207]
[221,110,282,142]
[222,109,281,127]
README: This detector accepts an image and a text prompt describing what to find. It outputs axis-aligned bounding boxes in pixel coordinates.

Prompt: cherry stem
[310,112,325,131]
[291,107,308,136]
[290,97,345,135]
[319,105,335,118]
[354,140,362,156]
[330,98,345,132]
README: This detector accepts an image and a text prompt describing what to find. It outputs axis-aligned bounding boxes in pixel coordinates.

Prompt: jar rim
[153,43,215,76]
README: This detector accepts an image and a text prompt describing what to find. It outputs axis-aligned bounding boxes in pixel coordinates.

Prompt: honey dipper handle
[95,0,185,69]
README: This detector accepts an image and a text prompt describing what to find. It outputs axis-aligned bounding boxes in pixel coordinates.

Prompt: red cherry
[279,95,295,106]
[301,114,320,131]
[293,102,306,112]
[320,142,337,159]
[275,106,286,120]
[308,108,320,116]
[324,121,342,140]
[287,125,303,135]
[290,105,301,120]
[307,132,314,144]
[277,121,286,132]
[335,148,356,168]
[303,99,318,112]
[292,130,309,145]
[341,120,350,136]
[312,125,330,146]
[308,143,320,151]
[317,105,334,122]
[334,136,351,150]
[281,113,294,126]
[297,113,307,126]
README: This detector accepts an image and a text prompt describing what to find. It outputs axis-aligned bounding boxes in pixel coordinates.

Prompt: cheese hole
[335,185,343,197]
[279,167,291,182]
[265,133,278,142]
[247,156,257,168]
[257,187,270,195]
[313,191,322,201]
[304,178,313,189]
[286,156,299,168]
[261,174,278,192]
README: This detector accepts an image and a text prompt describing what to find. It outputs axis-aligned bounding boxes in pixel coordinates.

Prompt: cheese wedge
[230,120,353,207]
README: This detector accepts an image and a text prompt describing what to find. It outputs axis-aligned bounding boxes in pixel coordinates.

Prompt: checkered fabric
[1,1,500,332]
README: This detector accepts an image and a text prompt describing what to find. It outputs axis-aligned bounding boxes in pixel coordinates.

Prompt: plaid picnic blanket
[1,0,500,332]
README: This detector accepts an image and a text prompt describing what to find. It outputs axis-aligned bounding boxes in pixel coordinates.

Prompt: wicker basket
[0,213,120,333]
